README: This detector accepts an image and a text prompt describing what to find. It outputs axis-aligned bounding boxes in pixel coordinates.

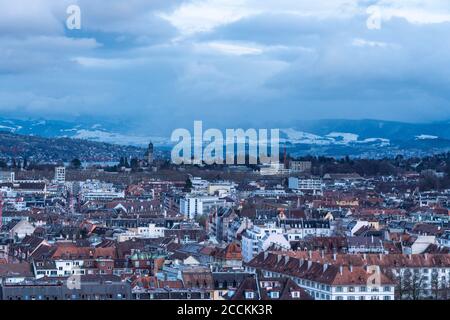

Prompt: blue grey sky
[1,0,450,133]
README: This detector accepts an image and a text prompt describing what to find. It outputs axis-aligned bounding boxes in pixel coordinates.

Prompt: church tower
[147,142,154,165]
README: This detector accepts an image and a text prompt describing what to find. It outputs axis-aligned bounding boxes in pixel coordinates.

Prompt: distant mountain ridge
[1,116,450,158]
[0,131,145,163]
[285,119,450,140]
[0,117,166,147]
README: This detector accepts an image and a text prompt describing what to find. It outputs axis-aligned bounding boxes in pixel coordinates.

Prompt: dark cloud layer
[0,0,450,134]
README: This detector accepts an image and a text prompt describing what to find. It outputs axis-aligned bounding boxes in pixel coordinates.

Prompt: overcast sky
[1,0,450,133]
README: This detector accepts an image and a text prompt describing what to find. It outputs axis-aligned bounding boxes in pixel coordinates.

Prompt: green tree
[71,158,82,169]
[130,158,140,171]
[184,178,193,192]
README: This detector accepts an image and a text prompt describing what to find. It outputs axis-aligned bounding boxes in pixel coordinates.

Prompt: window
[384,286,391,292]
[336,287,343,292]
[245,291,255,299]
[348,287,355,292]
[360,286,367,292]
[336,296,343,300]
[384,296,391,300]
[271,291,279,299]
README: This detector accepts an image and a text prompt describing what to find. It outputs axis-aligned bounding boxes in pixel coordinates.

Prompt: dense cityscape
[0,142,449,301]
[1,0,450,311]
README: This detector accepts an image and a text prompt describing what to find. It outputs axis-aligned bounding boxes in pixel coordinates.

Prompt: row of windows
[335,296,391,300]
[399,268,449,274]
[7,294,127,300]
[335,286,392,293]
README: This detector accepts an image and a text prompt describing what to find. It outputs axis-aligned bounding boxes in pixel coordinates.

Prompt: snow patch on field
[416,134,438,140]
[71,130,168,146]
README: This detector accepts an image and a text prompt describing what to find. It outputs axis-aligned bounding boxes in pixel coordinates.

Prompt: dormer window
[291,291,300,298]
[270,291,279,299]
[245,291,255,299]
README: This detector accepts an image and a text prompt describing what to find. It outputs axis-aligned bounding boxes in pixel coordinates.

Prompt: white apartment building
[54,166,66,184]
[241,223,290,262]
[136,223,166,238]
[252,189,287,197]
[115,224,166,242]
[189,177,209,192]
[207,181,236,197]
[259,163,289,176]
[0,187,26,211]
[288,177,323,194]
[79,180,124,201]
[281,220,332,241]
[34,260,85,278]
[180,195,227,219]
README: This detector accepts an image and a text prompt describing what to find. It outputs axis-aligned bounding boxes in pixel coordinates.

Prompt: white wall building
[288,177,323,194]
[79,180,124,201]
[180,195,227,219]
[241,223,290,262]
[54,166,66,184]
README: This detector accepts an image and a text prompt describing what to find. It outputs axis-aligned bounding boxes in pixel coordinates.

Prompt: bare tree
[408,271,427,300]
[430,271,440,300]
[395,270,409,300]
[439,277,450,300]
[401,269,427,300]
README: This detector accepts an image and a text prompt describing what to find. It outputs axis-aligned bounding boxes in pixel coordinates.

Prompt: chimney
[308,250,312,259]
[371,235,374,243]
[264,251,269,260]
[425,253,429,260]
[299,259,304,268]
[333,253,337,261]
[349,265,353,273]
[321,250,325,258]
[285,256,290,265]
[379,253,383,261]
[339,265,343,275]
[277,255,282,263]
[307,261,313,270]
[409,254,412,260]
[363,253,367,260]
[323,263,328,272]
